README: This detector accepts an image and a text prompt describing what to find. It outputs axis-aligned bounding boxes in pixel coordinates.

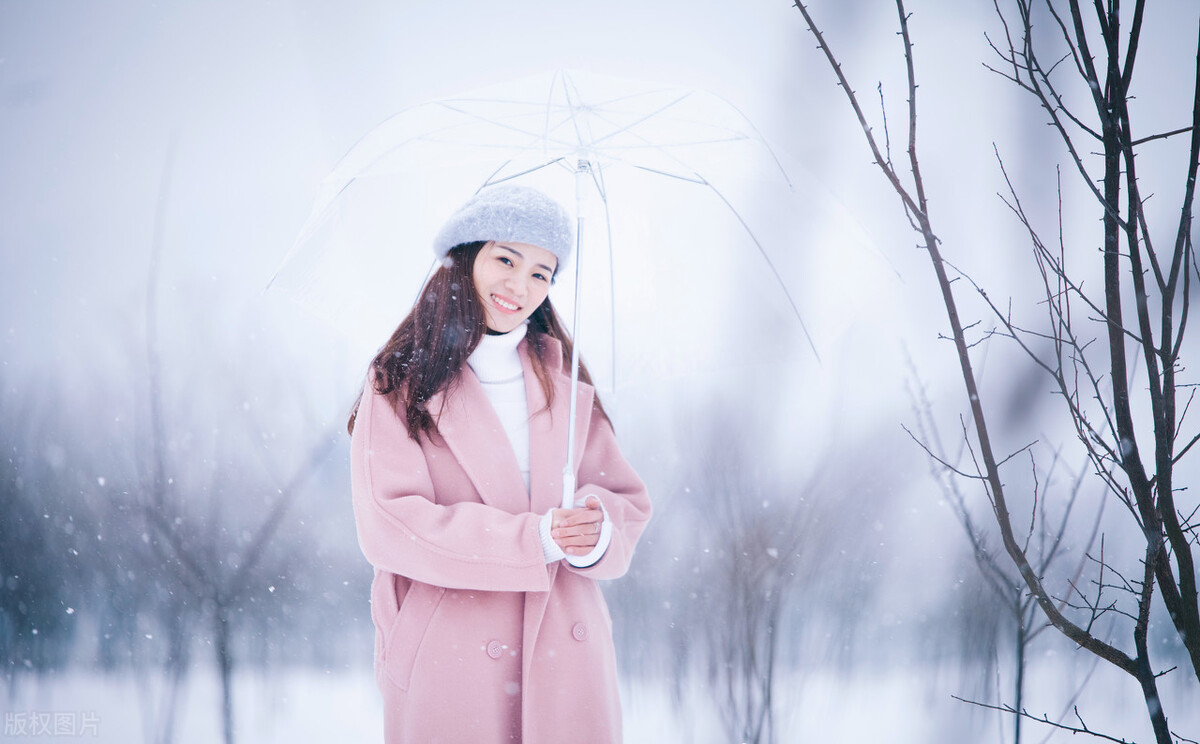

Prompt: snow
[3,666,382,744]
[6,663,1195,743]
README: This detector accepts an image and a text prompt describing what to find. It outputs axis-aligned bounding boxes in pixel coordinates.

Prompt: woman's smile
[489,293,521,313]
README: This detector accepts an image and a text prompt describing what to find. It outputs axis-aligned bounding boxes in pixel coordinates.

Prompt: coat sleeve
[565,406,652,580]
[350,381,551,592]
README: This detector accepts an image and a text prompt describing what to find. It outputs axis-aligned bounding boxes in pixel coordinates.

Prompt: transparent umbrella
[270,69,860,506]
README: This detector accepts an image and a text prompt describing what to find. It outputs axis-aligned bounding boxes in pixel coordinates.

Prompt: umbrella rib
[545,95,767,154]
[434,101,571,147]
[702,179,821,363]
[436,78,607,156]
[513,110,767,157]
[626,165,708,185]
[552,78,795,189]
[545,91,758,147]
[558,73,749,163]
[581,89,796,189]
[268,177,361,289]
[585,103,750,186]
[598,169,617,391]
[479,157,573,189]
[392,114,585,164]
[716,97,794,190]
[588,154,609,203]
[588,91,695,148]
[333,102,551,171]
[555,73,679,112]
[560,73,595,157]
[323,114,559,191]
[574,134,758,151]
[324,78,794,188]
[423,96,777,173]
[545,72,564,152]
[577,154,821,364]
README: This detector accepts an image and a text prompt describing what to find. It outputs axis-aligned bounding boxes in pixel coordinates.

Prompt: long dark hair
[347,241,607,439]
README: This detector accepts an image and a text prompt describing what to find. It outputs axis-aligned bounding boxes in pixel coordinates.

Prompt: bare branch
[1131,126,1195,148]
[951,696,1135,743]
[902,424,988,481]
[792,1,923,219]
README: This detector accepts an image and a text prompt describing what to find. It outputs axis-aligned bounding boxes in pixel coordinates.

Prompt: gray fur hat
[432,185,574,269]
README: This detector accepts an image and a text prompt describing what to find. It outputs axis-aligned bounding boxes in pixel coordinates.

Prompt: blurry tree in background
[910,368,1099,744]
[129,163,343,744]
[1,187,366,744]
[1,380,87,685]
[604,395,896,744]
[795,1,1200,742]
[692,410,817,744]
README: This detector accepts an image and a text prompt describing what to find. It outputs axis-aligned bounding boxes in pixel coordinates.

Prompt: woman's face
[472,241,558,333]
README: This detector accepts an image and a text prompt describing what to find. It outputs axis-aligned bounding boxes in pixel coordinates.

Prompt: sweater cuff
[539,510,567,564]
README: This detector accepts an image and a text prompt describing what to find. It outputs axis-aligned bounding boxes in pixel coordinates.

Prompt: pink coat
[351,337,652,743]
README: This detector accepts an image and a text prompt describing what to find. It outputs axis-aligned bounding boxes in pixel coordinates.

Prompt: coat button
[486,640,503,659]
[572,622,588,642]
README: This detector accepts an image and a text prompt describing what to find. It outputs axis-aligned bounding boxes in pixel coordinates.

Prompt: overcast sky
[3,0,1197,471]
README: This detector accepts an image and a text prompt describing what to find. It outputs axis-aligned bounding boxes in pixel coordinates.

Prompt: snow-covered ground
[5,662,1196,743]
[2,666,382,743]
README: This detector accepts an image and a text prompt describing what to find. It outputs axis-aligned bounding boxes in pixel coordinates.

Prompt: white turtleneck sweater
[466,323,610,567]
[467,324,532,488]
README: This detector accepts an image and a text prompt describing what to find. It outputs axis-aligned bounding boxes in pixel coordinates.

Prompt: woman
[348,185,652,743]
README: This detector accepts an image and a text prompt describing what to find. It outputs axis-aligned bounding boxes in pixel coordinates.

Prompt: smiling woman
[346,185,652,743]
[473,241,557,334]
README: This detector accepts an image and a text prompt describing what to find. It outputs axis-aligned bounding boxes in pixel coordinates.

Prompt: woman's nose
[503,274,527,298]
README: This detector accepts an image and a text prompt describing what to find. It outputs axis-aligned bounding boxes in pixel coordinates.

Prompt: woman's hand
[550,495,605,556]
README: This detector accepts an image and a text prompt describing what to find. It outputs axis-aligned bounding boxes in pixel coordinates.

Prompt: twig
[951,696,1135,743]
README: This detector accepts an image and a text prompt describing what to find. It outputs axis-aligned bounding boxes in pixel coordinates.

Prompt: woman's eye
[499,256,513,266]
[532,272,548,282]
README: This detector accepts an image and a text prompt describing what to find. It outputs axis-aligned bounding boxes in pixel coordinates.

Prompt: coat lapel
[524,338,594,515]
[431,366,531,515]
[427,338,594,515]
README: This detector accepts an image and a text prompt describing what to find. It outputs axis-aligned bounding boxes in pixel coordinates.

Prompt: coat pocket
[590,578,613,632]
[383,581,445,691]
[370,571,405,690]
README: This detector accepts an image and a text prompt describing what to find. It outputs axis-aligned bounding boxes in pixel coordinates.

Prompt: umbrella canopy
[271,70,869,504]
[271,69,829,382]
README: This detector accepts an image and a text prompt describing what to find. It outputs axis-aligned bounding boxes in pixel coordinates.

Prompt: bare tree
[909,365,1103,744]
[0,383,84,689]
[626,397,882,744]
[696,423,811,744]
[793,1,1199,742]
[133,144,339,744]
